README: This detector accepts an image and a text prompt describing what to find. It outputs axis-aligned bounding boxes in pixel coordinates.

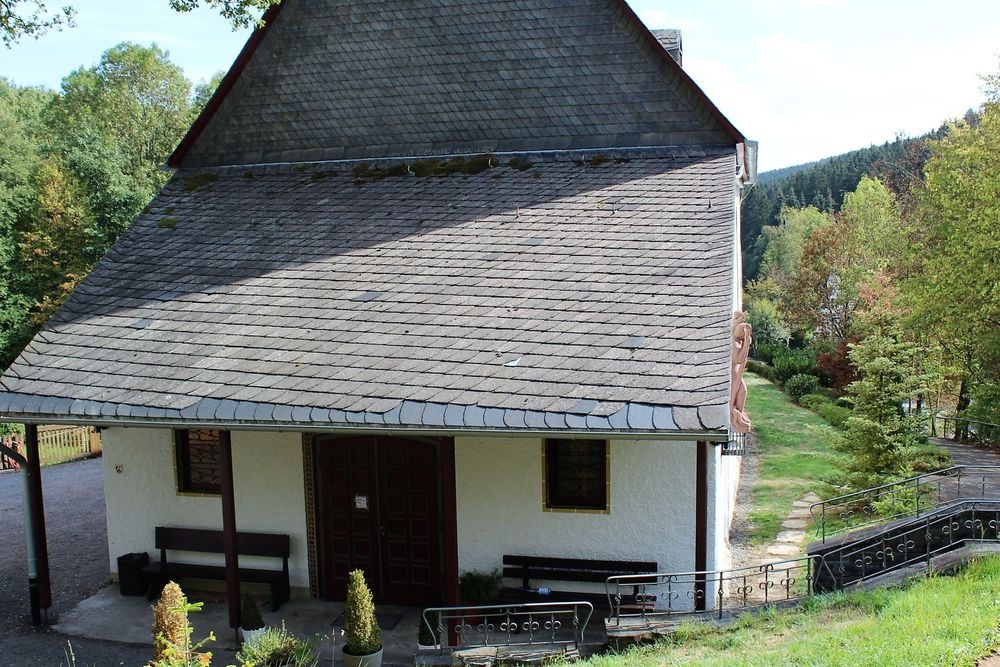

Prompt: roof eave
[0,413,726,442]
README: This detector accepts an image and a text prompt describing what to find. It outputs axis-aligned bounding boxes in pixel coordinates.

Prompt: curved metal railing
[937,415,1000,448]
[605,556,817,626]
[809,465,1000,542]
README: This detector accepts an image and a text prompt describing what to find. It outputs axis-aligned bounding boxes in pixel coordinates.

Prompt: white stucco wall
[454,436,698,594]
[102,428,309,589]
[709,444,743,571]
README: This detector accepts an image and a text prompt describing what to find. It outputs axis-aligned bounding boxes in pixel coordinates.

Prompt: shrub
[235,623,318,667]
[817,403,852,429]
[902,443,951,473]
[835,396,855,409]
[344,569,381,656]
[786,374,820,402]
[151,582,214,667]
[746,360,779,384]
[746,298,790,348]
[240,595,264,631]
[799,393,832,412]
[773,351,815,383]
[418,611,440,646]
[459,569,502,604]
[753,341,786,365]
[815,339,856,393]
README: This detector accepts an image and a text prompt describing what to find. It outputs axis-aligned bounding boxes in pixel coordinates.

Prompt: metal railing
[420,601,593,655]
[1,435,23,471]
[809,465,1000,542]
[938,416,1000,448]
[813,500,1000,592]
[605,556,814,626]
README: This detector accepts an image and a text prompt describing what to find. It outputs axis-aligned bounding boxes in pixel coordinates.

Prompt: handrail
[809,465,1000,542]
[938,415,1000,447]
[420,601,593,653]
[605,555,817,623]
[813,499,1000,591]
[605,499,1000,630]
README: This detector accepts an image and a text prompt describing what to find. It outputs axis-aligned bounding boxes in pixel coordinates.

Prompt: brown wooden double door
[315,436,449,606]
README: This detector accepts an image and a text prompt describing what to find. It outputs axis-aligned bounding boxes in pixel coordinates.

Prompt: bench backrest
[155,527,290,560]
[503,555,657,585]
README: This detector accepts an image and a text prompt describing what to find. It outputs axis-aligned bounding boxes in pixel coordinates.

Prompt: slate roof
[174,0,741,167]
[0,147,737,435]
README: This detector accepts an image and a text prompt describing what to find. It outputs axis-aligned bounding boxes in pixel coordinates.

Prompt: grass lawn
[574,556,1000,667]
[744,373,842,544]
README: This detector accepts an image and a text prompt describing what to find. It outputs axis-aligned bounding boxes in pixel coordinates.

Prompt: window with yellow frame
[542,439,609,512]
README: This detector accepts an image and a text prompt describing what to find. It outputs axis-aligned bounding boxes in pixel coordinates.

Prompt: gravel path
[0,458,150,666]
[727,431,762,569]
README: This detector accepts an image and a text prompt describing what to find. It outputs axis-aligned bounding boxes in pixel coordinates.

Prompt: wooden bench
[498,555,657,610]
[142,527,291,611]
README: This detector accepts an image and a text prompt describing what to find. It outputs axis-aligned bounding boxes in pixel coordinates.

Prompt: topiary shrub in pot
[240,594,267,645]
[343,569,382,667]
[417,610,440,649]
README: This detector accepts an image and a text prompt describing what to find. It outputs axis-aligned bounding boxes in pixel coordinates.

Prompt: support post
[24,424,52,624]
[219,430,241,629]
[694,441,709,612]
[440,439,460,646]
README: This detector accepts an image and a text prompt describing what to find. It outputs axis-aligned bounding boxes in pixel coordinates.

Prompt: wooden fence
[0,426,101,470]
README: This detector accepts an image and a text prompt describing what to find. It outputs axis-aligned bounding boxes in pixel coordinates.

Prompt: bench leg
[271,581,289,612]
[146,575,167,602]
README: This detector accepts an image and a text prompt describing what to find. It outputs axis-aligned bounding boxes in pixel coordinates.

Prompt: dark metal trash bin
[117,552,150,596]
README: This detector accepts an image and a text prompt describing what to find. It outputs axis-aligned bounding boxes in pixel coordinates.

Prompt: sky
[2,0,998,172]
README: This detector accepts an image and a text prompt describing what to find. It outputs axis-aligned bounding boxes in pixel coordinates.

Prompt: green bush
[235,622,318,666]
[786,374,820,402]
[746,298,790,348]
[902,443,951,473]
[746,360,779,384]
[459,569,502,604]
[817,403,852,429]
[773,351,815,383]
[344,569,381,656]
[835,396,855,409]
[799,393,832,412]
[753,341,786,365]
[240,595,264,632]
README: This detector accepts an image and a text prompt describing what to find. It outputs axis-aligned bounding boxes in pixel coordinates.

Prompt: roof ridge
[172,144,736,176]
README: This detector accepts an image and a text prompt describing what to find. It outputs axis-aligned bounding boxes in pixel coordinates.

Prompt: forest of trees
[738,120,975,279]
[744,68,999,490]
[0,44,222,369]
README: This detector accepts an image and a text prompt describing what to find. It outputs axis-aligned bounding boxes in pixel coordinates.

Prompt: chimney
[651,29,682,67]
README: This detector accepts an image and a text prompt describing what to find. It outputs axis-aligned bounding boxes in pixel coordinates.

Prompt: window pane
[546,439,607,510]
[177,429,221,494]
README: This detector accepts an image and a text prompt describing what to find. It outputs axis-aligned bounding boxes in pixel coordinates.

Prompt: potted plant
[343,569,382,667]
[240,594,267,645]
[235,621,319,666]
[417,610,440,650]
[459,569,502,605]
[458,569,502,626]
